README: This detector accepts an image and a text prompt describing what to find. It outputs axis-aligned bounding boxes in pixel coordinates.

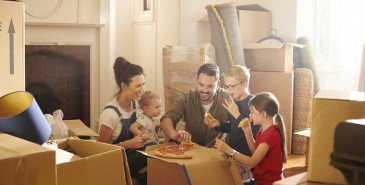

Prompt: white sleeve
[136,113,149,128]
[99,109,120,131]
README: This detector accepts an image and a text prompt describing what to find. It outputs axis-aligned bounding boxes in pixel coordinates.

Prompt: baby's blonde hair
[222,65,250,83]
[139,91,160,108]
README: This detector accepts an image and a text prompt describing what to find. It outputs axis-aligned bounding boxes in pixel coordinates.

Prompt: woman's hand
[125,132,148,149]
[204,118,220,128]
[215,138,232,155]
[171,130,191,143]
[222,96,240,119]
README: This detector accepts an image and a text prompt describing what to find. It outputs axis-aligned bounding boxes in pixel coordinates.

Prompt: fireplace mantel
[26,22,105,28]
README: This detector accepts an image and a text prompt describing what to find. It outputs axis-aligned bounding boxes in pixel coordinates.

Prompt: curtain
[314,0,365,91]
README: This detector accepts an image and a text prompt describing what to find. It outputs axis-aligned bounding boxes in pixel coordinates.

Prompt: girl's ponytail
[275,113,287,163]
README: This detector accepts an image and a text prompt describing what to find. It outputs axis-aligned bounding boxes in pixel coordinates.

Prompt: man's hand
[171,130,192,143]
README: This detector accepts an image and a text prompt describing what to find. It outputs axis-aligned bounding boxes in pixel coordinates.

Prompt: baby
[129,91,162,150]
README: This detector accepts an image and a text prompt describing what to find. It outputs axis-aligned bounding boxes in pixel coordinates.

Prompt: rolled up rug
[0,91,51,144]
[206,2,245,72]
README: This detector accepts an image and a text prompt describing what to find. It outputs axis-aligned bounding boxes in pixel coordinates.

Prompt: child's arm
[242,126,255,154]
[129,121,143,135]
[234,143,269,167]
[216,139,269,168]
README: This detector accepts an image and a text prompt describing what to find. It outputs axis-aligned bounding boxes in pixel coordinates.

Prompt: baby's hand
[141,134,150,142]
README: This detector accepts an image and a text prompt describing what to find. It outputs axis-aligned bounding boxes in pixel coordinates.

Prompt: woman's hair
[113,57,144,94]
[249,92,287,163]
[197,63,220,81]
[139,91,160,109]
[222,65,250,83]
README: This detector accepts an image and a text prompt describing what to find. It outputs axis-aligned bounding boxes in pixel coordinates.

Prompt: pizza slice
[238,118,253,128]
[205,113,214,121]
[181,142,194,151]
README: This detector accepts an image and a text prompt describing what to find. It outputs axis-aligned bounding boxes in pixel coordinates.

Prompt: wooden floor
[283,154,307,178]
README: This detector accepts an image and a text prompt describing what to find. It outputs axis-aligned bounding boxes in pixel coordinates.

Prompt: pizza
[181,142,194,151]
[155,143,194,159]
[238,118,253,128]
[205,113,214,121]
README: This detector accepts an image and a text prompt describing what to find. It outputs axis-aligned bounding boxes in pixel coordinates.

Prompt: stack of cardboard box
[236,4,301,154]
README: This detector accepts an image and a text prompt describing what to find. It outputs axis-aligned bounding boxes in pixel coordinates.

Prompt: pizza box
[43,138,132,185]
[139,142,242,185]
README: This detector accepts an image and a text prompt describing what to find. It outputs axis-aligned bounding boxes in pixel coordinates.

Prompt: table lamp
[0,91,51,144]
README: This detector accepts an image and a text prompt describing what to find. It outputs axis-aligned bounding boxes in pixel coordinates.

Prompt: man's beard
[198,91,213,102]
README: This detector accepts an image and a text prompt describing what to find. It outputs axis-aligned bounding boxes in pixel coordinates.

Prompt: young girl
[129,91,162,150]
[215,92,287,185]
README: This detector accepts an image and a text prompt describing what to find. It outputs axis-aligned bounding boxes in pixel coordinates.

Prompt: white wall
[180,0,298,45]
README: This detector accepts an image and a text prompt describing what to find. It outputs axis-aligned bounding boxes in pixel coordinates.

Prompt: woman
[97,57,148,185]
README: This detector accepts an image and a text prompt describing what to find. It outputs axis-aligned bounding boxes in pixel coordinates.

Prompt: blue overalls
[104,101,136,145]
[104,100,147,184]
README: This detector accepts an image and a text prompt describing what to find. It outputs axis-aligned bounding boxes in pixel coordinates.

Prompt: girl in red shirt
[215,92,288,185]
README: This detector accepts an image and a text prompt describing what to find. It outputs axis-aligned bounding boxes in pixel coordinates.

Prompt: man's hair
[197,63,220,81]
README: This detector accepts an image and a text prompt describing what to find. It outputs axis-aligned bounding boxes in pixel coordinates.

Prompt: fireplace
[25,45,90,127]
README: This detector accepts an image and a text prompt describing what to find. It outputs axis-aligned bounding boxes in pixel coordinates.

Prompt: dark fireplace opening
[26,82,61,115]
[25,45,90,127]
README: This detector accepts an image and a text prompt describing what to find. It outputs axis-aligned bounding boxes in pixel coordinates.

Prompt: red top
[254,125,284,185]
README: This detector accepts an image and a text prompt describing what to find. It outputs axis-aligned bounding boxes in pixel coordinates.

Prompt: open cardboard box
[0,133,56,185]
[243,43,305,72]
[43,138,132,185]
[308,91,365,184]
[139,142,242,185]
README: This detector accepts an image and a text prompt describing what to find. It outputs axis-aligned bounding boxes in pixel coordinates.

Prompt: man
[160,63,230,147]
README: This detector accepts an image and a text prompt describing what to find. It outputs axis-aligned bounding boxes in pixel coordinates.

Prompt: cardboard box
[140,143,242,185]
[63,119,99,138]
[0,1,25,97]
[308,91,365,184]
[237,4,272,43]
[249,71,294,154]
[274,172,331,185]
[43,138,132,185]
[243,43,304,72]
[199,4,271,44]
[0,133,56,185]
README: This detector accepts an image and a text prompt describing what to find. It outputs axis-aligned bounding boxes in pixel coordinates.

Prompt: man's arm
[161,117,191,143]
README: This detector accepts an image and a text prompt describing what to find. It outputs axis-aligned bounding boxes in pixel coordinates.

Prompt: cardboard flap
[236,4,270,12]
[243,43,305,49]
[63,119,99,137]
